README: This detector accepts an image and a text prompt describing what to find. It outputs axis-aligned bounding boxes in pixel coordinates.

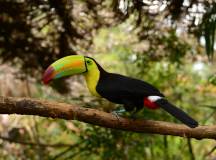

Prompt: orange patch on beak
[60,60,83,71]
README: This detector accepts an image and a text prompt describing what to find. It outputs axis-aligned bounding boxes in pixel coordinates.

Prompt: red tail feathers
[144,97,159,109]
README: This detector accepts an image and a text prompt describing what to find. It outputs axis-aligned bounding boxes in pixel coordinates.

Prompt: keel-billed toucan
[42,55,198,128]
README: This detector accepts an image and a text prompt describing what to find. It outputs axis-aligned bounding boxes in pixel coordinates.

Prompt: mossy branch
[0,96,214,139]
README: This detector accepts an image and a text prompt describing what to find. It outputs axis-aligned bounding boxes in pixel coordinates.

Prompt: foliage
[0,0,215,74]
[200,3,216,59]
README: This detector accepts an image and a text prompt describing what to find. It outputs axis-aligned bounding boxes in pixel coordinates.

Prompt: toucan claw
[111,108,126,121]
[111,111,121,121]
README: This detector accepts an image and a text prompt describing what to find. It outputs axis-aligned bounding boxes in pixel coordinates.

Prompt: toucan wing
[96,73,164,103]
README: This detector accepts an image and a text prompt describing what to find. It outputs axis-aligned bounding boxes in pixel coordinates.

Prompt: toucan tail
[154,99,198,128]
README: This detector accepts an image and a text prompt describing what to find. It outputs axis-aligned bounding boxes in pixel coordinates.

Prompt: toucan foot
[111,108,126,121]
[114,108,126,114]
[129,110,139,120]
[111,111,120,121]
[129,114,138,120]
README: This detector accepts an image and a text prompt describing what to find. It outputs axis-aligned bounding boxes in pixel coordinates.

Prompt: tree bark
[0,96,215,139]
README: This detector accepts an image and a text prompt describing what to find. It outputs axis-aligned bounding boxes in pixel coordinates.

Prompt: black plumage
[96,71,164,111]
[92,58,198,128]
[155,99,198,128]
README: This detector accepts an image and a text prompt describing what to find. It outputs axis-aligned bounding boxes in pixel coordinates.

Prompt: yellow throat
[83,58,101,97]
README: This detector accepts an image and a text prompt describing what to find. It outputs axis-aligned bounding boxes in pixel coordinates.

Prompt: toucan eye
[86,60,92,65]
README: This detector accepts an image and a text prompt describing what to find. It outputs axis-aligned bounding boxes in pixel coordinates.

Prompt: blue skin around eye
[55,73,62,79]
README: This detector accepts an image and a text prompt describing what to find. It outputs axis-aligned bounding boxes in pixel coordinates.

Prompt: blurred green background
[0,0,216,159]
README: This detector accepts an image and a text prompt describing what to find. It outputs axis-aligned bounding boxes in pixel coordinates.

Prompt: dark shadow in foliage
[0,0,215,93]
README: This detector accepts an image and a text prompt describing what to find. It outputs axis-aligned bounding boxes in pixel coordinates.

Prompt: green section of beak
[43,55,86,84]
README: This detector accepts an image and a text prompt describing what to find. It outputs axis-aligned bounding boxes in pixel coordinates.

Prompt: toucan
[42,55,198,128]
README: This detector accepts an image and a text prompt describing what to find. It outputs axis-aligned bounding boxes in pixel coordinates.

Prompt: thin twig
[52,142,84,160]
[205,145,216,157]
[187,138,195,160]
[163,136,169,160]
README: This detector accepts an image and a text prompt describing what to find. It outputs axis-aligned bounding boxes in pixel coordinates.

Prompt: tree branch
[0,96,215,139]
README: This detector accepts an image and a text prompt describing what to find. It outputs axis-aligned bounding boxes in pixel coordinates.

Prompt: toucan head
[42,55,97,84]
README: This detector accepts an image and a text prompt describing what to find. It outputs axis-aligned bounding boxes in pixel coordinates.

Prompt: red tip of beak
[42,66,54,84]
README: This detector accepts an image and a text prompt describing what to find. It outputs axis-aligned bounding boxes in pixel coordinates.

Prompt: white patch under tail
[147,96,163,102]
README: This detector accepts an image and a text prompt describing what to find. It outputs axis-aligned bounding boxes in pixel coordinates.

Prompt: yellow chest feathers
[84,66,101,97]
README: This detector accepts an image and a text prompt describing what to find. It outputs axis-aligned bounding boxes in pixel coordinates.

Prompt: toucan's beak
[42,55,86,84]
